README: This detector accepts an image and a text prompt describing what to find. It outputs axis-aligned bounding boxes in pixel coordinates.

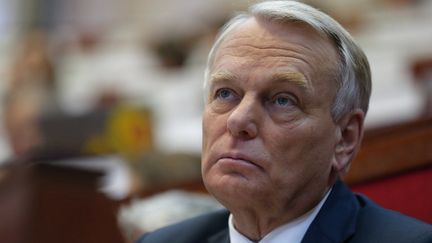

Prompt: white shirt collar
[228,189,331,243]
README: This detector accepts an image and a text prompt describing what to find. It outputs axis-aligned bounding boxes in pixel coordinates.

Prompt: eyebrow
[269,72,309,89]
[209,71,239,83]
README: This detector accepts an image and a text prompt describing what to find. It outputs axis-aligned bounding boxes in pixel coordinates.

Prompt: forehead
[210,18,339,88]
[218,18,331,53]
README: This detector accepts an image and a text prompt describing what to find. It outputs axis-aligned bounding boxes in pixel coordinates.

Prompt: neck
[230,187,331,241]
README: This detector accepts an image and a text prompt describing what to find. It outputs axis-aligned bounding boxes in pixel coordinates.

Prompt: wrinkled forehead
[222,17,331,47]
[211,18,340,84]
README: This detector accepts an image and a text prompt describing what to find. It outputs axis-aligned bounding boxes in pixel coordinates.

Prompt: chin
[205,173,267,204]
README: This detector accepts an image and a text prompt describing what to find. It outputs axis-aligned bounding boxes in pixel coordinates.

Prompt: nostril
[239,130,252,139]
[227,117,258,139]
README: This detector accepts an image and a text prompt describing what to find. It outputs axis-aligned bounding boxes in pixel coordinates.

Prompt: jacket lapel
[207,228,230,243]
[301,180,360,243]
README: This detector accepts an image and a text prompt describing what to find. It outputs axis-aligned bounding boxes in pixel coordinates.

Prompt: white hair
[204,0,371,122]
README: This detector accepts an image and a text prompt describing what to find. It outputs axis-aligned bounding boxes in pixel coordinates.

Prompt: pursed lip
[217,152,265,170]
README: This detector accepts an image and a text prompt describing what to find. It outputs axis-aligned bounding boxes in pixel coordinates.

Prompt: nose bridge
[227,94,259,138]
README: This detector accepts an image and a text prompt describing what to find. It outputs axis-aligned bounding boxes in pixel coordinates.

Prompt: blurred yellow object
[108,106,153,156]
[82,105,153,158]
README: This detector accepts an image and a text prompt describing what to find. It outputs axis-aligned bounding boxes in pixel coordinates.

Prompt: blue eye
[276,97,290,106]
[216,88,234,100]
[272,93,297,107]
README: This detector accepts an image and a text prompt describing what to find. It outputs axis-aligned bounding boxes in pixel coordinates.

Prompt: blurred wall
[0,0,431,163]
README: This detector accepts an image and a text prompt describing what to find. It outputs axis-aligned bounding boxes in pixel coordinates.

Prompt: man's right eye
[215,88,235,100]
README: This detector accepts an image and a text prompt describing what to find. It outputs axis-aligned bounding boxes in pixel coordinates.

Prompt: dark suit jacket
[136,181,432,243]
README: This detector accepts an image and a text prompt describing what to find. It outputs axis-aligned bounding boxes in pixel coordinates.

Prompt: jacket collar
[207,225,230,243]
[301,180,359,243]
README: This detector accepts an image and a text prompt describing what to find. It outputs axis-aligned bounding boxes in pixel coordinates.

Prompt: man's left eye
[276,97,291,106]
[273,94,297,107]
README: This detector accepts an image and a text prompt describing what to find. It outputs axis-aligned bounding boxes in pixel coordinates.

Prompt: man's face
[202,18,342,212]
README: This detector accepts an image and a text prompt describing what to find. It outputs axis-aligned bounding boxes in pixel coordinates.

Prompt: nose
[227,95,259,139]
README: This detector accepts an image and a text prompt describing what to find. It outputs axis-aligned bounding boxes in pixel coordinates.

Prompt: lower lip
[217,157,259,170]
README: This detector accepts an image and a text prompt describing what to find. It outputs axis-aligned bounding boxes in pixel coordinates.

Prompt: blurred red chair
[344,117,432,223]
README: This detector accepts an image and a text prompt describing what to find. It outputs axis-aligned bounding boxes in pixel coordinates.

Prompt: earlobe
[332,110,365,174]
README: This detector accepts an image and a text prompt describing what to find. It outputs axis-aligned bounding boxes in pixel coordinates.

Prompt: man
[137,1,432,242]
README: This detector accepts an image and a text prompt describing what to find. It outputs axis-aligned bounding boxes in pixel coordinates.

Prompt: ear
[332,109,365,175]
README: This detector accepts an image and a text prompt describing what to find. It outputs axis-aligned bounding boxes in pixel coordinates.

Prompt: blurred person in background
[136,1,432,242]
[3,30,57,160]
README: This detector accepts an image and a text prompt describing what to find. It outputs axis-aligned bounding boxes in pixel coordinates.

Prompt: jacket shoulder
[349,195,432,243]
[136,209,229,243]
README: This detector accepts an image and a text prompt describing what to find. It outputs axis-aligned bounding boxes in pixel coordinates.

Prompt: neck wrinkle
[231,208,294,241]
[231,210,263,241]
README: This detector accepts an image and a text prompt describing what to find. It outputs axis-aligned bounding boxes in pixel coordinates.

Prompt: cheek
[267,123,336,176]
[203,108,229,136]
[201,114,212,165]
[294,129,337,181]
[202,110,226,165]
[202,110,217,148]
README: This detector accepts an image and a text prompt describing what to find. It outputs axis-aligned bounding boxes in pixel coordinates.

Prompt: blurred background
[0,0,431,242]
